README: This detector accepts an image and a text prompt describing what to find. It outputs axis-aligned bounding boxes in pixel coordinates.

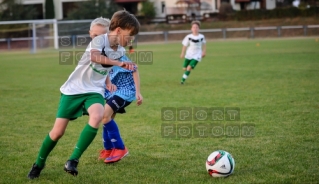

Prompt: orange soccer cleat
[99,149,113,160]
[104,147,129,163]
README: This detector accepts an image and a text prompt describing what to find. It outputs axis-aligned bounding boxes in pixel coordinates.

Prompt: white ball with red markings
[205,150,235,177]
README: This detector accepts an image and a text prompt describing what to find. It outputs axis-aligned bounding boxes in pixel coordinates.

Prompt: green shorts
[56,93,105,120]
[183,59,198,69]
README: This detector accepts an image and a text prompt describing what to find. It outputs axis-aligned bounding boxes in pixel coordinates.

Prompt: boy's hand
[120,62,137,71]
[202,52,206,58]
[136,93,143,106]
[106,83,117,92]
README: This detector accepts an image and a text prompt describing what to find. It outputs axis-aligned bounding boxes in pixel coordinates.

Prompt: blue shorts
[106,95,131,114]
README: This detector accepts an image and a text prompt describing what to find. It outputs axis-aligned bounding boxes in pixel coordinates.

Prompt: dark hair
[191,20,201,28]
[109,10,140,36]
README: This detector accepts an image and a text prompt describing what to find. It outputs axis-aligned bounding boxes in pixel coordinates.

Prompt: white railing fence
[0,19,318,53]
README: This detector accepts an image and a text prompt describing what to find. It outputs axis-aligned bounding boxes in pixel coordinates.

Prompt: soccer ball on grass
[205,150,235,177]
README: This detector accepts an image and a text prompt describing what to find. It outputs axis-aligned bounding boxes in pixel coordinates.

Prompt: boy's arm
[91,49,135,70]
[105,75,111,85]
[91,49,122,66]
[89,36,125,67]
[133,70,143,106]
[88,36,136,70]
[180,46,187,58]
[202,43,206,58]
[105,75,117,92]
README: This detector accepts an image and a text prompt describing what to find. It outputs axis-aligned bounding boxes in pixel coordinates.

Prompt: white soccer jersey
[182,33,206,61]
[60,34,126,96]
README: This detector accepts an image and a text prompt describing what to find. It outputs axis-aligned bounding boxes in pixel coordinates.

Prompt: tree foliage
[66,0,119,20]
[45,0,55,19]
[140,0,156,19]
[0,0,38,21]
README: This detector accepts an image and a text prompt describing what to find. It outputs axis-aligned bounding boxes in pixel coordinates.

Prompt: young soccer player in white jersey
[88,17,143,164]
[180,20,206,84]
[27,10,140,179]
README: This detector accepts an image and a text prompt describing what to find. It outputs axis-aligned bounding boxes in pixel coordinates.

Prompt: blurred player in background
[180,20,206,84]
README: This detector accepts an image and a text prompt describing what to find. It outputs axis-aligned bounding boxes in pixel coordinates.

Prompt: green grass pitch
[0,38,318,183]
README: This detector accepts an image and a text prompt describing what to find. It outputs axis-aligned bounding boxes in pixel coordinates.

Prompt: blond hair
[90,17,111,32]
[191,20,201,28]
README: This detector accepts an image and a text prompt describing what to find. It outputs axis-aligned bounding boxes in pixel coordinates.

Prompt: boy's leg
[103,104,125,150]
[28,118,69,179]
[103,96,129,163]
[102,125,114,150]
[28,93,80,179]
[181,70,191,84]
[182,58,191,70]
[36,118,69,166]
[181,59,198,84]
[65,104,103,176]
[181,59,191,84]
[98,123,114,160]
[105,119,125,149]
[65,94,104,176]
[99,113,118,160]
[35,135,57,168]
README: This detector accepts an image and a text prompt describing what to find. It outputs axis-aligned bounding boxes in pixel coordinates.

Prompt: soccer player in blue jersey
[180,20,206,84]
[100,54,143,163]
[88,17,143,163]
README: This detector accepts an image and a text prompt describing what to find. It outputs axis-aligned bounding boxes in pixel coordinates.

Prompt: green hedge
[235,7,319,21]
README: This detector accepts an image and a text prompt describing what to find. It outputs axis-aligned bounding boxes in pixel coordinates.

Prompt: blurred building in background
[11,0,277,20]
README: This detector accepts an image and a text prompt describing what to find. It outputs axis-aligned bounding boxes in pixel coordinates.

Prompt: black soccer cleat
[64,159,79,176]
[27,163,44,179]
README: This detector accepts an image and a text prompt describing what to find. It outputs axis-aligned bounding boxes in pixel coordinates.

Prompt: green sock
[69,124,98,160]
[181,71,191,82]
[35,134,57,168]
